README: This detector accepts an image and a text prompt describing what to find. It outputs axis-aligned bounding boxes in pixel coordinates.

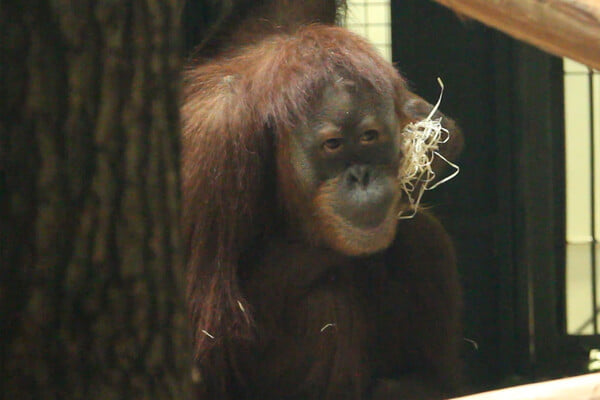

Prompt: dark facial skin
[286,79,402,256]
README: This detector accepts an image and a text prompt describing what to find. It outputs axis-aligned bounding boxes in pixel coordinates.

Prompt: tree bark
[2,1,191,399]
[432,0,600,70]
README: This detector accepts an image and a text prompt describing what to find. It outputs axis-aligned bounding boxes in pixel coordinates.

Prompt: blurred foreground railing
[450,373,600,400]
[432,0,600,70]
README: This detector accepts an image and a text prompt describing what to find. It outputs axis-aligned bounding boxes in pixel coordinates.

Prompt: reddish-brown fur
[182,25,462,399]
[182,24,408,350]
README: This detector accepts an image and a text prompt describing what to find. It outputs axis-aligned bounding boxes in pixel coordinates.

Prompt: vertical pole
[589,68,598,334]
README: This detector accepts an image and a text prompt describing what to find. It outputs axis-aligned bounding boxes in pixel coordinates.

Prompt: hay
[397,78,460,219]
[201,329,215,339]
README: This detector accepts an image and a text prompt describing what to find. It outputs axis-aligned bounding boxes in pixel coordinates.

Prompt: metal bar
[590,68,599,334]
[573,307,600,334]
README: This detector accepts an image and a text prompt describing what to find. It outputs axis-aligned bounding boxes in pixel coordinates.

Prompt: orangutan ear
[402,93,464,169]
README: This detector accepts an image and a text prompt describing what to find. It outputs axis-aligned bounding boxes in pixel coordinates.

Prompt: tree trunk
[1,1,191,399]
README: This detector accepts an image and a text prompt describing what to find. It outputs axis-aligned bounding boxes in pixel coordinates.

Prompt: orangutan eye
[360,129,379,143]
[323,138,343,151]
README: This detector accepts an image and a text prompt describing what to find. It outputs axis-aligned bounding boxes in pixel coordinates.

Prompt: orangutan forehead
[308,78,393,122]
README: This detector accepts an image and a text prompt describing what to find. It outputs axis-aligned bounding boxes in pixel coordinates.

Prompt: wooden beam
[450,372,600,400]
[431,0,600,70]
